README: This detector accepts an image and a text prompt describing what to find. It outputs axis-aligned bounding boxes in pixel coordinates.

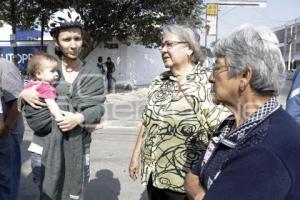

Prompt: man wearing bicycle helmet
[20,8,105,199]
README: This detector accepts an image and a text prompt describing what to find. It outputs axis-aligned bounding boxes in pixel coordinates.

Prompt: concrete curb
[94,120,141,129]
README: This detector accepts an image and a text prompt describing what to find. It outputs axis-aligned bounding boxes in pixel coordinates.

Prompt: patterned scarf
[200,97,280,189]
[219,96,280,147]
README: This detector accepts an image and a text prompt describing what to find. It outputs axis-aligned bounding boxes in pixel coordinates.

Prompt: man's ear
[240,67,253,89]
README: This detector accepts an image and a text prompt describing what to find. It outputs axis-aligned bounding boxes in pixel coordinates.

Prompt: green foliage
[0,0,206,59]
[0,0,205,47]
[81,0,205,47]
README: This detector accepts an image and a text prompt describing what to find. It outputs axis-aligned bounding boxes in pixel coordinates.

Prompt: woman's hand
[56,111,84,132]
[128,125,144,181]
[20,85,46,109]
[194,193,205,200]
[185,171,206,200]
[129,156,140,181]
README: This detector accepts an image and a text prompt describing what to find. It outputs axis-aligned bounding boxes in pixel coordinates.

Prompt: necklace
[62,59,82,72]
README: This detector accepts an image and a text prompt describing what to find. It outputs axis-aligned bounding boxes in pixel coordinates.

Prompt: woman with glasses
[129,24,227,199]
[185,24,300,200]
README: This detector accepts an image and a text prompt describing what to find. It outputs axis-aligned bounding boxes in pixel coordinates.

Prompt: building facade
[274,18,300,71]
[1,23,165,86]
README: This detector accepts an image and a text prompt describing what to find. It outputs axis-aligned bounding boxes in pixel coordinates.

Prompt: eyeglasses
[211,62,228,76]
[160,41,187,50]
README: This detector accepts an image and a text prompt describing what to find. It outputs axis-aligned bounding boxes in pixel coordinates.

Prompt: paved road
[19,79,292,200]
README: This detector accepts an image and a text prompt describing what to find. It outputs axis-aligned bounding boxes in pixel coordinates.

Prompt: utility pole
[288,25,294,71]
[40,12,45,50]
[10,0,18,66]
[205,12,208,49]
[205,3,218,48]
[206,1,267,45]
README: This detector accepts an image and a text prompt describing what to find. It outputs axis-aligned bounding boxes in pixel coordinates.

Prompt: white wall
[84,42,165,86]
[0,23,165,86]
[0,23,52,41]
[39,40,166,86]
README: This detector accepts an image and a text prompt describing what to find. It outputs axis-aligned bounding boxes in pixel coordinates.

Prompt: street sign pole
[206,1,267,46]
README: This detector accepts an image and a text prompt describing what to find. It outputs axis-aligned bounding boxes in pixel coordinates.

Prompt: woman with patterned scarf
[185,24,300,200]
[129,24,227,199]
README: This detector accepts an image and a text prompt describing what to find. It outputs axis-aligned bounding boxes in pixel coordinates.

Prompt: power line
[219,7,236,17]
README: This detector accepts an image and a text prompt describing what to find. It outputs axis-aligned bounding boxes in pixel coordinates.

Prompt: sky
[203,0,300,45]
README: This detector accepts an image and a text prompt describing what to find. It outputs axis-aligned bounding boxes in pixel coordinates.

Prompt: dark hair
[51,26,83,40]
[54,46,63,58]
[98,56,103,62]
[27,52,58,80]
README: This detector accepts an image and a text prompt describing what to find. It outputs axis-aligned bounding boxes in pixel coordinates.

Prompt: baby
[26,52,63,120]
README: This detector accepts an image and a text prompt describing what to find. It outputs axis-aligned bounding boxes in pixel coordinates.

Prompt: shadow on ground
[140,189,148,200]
[85,169,121,200]
[19,140,40,200]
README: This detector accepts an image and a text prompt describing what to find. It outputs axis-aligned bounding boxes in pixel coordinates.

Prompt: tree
[0,0,19,64]
[79,0,205,47]
[0,0,54,63]
[78,0,205,57]
[0,0,205,59]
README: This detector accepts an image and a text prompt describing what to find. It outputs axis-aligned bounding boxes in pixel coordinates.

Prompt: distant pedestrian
[286,67,300,124]
[97,56,106,75]
[105,57,116,93]
[0,58,24,200]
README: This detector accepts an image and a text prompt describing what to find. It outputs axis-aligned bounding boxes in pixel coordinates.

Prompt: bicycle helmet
[48,7,84,36]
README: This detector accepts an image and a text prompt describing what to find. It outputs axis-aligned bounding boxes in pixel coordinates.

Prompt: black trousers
[147,176,188,200]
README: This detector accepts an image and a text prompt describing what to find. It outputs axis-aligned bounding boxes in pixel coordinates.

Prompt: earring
[187,53,192,63]
[239,81,245,92]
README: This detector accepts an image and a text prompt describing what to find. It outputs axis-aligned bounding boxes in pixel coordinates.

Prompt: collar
[217,97,280,148]
[159,63,205,81]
